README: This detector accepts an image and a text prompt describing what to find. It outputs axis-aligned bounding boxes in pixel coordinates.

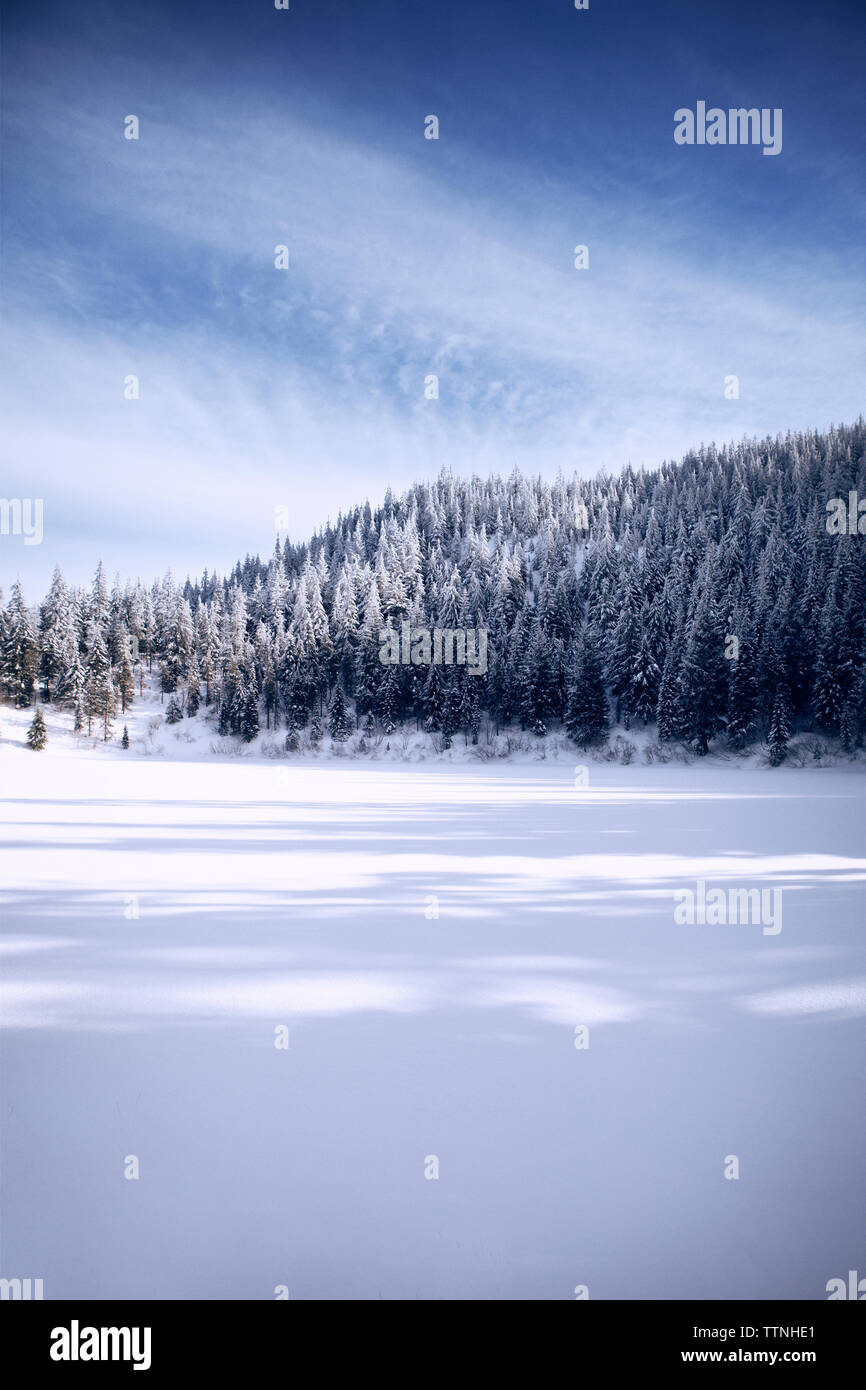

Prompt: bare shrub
[600,734,636,764]
[470,743,496,761]
[259,737,286,759]
[208,737,250,758]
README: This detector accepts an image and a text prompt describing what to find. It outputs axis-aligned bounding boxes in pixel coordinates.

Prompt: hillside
[3,420,865,761]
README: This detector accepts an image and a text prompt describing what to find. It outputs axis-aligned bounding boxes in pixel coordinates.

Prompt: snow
[1,700,865,1299]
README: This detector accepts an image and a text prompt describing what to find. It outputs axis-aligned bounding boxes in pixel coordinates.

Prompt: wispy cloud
[3,21,865,588]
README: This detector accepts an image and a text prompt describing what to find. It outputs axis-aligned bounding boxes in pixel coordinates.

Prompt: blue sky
[2,0,865,591]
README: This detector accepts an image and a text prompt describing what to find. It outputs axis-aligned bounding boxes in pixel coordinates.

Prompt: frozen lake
[2,750,865,1299]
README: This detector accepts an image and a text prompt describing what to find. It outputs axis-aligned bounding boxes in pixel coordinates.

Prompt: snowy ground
[1,702,865,1299]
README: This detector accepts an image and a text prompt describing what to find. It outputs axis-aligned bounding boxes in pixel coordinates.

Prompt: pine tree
[84,625,116,740]
[377,669,399,735]
[186,661,202,717]
[54,622,85,712]
[565,636,609,747]
[260,655,277,728]
[165,694,184,724]
[811,597,846,734]
[4,420,866,761]
[607,595,640,728]
[657,644,684,742]
[422,663,446,732]
[458,671,481,744]
[39,566,69,701]
[328,684,351,741]
[284,702,301,751]
[230,661,250,735]
[630,629,661,727]
[2,582,38,707]
[767,693,791,766]
[115,644,135,714]
[89,561,109,632]
[240,681,260,742]
[519,622,558,731]
[726,621,759,749]
[440,682,462,749]
[121,725,130,749]
[27,707,47,750]
[679,592,727,755]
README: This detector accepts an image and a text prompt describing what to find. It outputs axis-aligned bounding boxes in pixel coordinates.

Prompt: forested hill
[3,419,866,758]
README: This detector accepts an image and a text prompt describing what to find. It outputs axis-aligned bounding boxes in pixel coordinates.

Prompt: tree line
[2,419,865,761]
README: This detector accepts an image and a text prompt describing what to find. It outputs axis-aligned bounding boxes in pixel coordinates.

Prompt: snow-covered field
[1,704,865,1299]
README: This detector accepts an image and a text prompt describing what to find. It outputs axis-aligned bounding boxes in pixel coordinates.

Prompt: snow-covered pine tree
[767,693,791,766]
[657,642,685,743]
[607,590,641,729]
[186,660,202,717]
[678,590,727,755]
[629,627,661,727]
[284,703,300,751]
[240,675,260,742]
[422,663,446,732]
[27,706,47,750]
[377,668,399,735]
[2,582,38,707]
[3,420,865,755]
[458,670,481,744]
[726,617,759,749]
[440,680,462,750]
[88,561,110,633]
[165,694,184,724]
[84,625,116,739]
[329,684,351,741]
[565,632,609,747]
[115,641,135,714]
[39,566,69,702]
[811,592,847,735]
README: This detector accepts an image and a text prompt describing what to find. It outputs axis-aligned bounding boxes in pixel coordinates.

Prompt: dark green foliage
[726,622,759,749]
[768,693,791,766]
[657,644,684,743]
[565,637,609,747]
[678,593,728,755]
[439,682,462,749]
[329,684,351,741]
[240,682,260,742]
